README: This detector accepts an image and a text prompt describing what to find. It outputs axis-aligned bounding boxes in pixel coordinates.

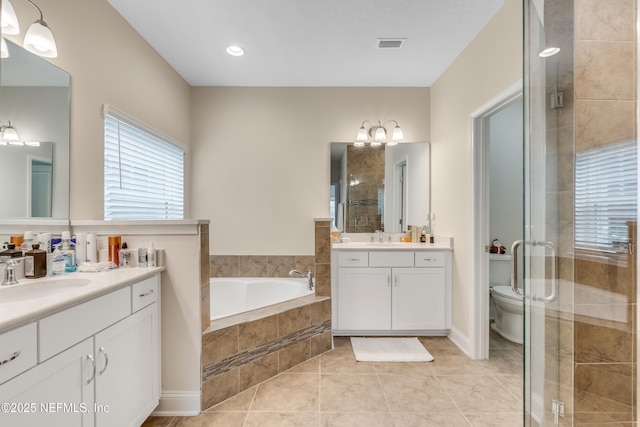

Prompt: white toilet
[489,254,523,344]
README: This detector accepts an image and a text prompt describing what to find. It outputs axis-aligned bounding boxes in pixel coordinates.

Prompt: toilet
[489,254,523,344]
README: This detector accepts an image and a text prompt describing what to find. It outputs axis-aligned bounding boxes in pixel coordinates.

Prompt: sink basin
[0,278,91,303]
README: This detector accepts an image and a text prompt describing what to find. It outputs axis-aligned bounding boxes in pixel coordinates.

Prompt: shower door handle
[510,239,558,303]
[532,240,558,303]
[510,240,524,297]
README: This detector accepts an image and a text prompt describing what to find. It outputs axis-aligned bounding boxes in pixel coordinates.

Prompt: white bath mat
[350,337,434,362]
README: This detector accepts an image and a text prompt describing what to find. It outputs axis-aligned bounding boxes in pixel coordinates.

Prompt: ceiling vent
[377,38,406,49]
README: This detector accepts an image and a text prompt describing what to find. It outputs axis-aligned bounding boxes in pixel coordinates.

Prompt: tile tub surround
[201,297,331,409]
[145,332,524,427]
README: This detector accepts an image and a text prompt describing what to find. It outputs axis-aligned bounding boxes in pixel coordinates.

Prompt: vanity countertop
[0,267,164,333]
[332,241,453,251]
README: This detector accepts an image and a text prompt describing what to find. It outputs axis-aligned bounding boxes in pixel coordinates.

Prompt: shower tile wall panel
[210,255,316,278]
[344,145,385,233]
[573,0,638,423]
[200,223,211,332]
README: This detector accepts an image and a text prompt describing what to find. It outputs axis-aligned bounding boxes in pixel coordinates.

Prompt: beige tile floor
[143,331,524,427]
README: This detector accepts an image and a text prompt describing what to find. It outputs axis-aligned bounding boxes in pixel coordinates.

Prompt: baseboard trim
[447,325,471,357]
[153,391,201,416]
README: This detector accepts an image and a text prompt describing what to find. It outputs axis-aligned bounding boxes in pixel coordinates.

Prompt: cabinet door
[337,268,391,330]
[392,268,445,330]
[0,338,95,427]
[94,303,159,427]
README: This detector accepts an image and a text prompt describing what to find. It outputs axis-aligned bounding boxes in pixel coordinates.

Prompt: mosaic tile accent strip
[202,320,331,381]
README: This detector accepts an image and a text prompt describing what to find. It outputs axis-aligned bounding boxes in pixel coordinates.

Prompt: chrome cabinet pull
[346,258,360,262]
[0,350,20,366]
[139,289,154,298]
[86,354,96,384]
[98,347,109,375]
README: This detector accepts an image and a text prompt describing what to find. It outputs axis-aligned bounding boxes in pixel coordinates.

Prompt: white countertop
[332,242,452,251]
[0,267,164,333]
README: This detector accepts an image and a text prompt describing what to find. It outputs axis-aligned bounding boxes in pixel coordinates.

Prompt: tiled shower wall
[572,0,637,424]
[200,219,332,409]
[344,145,385,233]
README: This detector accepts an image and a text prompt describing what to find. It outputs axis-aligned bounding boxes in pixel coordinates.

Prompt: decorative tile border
[202,319,331,381]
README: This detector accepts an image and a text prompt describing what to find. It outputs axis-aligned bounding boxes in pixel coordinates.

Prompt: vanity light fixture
[1,121,20,142]
[23,0,57,58]
[226,45,245,56]
[0,0,57,58]
[1,0,20,35]
[355,120,404,147]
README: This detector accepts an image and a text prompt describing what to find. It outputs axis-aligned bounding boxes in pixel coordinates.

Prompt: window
[104,105,185,220]
[575,140,637,253]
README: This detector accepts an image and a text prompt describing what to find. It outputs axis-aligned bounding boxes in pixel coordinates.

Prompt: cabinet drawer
[338,251,369,267]
[0,323,37,385]
[414,252,446,267]
[132,275,159,312]
[39,287,131,362]
[369,251,414,267]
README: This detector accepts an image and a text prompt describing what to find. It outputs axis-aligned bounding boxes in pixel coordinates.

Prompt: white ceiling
[106,0,504,87]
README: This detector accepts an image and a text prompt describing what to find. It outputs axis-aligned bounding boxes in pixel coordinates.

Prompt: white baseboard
[447,325,471,357]
[153,390,201,416]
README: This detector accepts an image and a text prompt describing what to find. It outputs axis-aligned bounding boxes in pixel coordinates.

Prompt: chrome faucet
[289,269,314,290]
[1,258,21,286]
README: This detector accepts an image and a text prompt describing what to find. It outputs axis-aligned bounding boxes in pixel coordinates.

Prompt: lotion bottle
[118,242,132,268]
[147,242,156,267]
[61,231,76,273]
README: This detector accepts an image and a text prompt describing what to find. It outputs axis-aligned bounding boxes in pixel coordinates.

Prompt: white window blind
[575,140,637,252]
[104,106,185,220]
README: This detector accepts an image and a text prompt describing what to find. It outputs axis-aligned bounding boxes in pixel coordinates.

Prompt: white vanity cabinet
[332,249,451,335]
[0,274,160,427]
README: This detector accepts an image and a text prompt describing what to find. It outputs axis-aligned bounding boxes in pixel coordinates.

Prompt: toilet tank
[489,254,512,287]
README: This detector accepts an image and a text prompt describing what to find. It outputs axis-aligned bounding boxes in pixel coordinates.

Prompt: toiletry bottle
[118,242,132,268]
[138,247,147,268]
[86,233,97,263]
[108,236,121,267]
[61,231,76,273]
[75,233,87,266]
[24,244,47,279]
[331,222,341,243]
[38,232,52,253]
[0,243,22,259]
[21,231,35,255]
[10,235,24,249]
[147,242,156,267]
[50,245,66,276]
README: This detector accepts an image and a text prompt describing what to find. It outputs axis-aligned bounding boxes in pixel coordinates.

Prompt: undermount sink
[0,278,91,303]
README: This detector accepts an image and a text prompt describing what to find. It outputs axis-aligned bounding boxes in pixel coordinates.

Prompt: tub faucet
[289,269,314,290]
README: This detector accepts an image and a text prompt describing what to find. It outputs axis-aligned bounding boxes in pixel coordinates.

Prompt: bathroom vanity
[331,239,452,336]
[0,269,161,427]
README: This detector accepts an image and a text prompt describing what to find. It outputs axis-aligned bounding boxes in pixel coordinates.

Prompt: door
[523,0,563,425]
[392,267,445,330]
[94,303,158,427]
[0,338,95,427]
[337,268,391,330]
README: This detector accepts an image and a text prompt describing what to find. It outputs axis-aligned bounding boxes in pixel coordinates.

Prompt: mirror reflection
[0,39,70,219]
[330,142,430,233]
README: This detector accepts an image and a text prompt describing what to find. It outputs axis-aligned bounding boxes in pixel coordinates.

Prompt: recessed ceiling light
[539,47,560,58]
[226,45,245,57]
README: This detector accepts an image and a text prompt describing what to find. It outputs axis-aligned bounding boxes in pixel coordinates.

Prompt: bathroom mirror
[0,39,70,219]
[330,142,430,233]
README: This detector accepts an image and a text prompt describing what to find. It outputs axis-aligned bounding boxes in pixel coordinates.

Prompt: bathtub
[210,277,315,320]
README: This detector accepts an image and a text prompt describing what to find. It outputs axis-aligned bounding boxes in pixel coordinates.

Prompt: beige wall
[190,87,430,255]
[3,0,192,220]
[430,0,522,339]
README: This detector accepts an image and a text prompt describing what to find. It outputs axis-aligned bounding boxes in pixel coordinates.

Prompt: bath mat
[350,337,434,362]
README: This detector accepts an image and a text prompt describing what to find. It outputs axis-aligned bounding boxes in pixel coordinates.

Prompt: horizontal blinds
[104,114,184,220]
[575,140,637,252]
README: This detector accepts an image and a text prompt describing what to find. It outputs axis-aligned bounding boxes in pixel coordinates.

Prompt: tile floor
[143,331,524,427]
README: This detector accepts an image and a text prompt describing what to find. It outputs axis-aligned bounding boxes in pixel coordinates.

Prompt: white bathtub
[210,277,315,320]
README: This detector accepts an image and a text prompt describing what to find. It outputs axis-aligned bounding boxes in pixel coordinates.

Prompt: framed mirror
[0,39,70,219]
[330,142,430,233]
